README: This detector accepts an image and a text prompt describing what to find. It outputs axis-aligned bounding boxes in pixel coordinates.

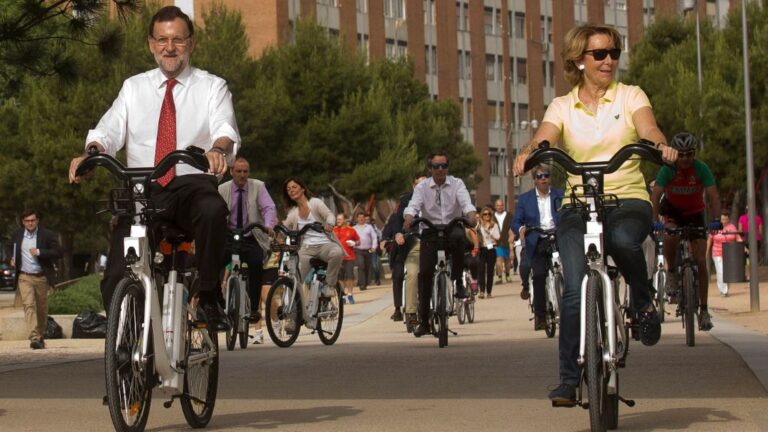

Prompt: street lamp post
[519,119,539,195]
[684,0,704,148]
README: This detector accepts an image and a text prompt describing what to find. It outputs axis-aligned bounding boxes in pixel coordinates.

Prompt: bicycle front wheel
[585,271,615,432]
[224,277,239,351]
[456,297,466,324]
[682,265,696,347]
[317,282,344,345]
[436,271,449,348]
[265,277,301,348]
[654,269,666,323]
[180,320,219,428]
[105,276,153,432]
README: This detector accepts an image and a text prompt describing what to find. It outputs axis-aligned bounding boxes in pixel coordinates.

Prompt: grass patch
[48,274,104,314]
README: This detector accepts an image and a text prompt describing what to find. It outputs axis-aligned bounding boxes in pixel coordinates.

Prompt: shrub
[48,274,104,314]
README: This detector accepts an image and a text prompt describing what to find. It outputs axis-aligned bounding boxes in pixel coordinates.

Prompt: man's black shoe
[638,307,661,346]
[548,384,577,407]
[201,302,231,331]
[249,310,262,323]
[30,339,45,350]
[391,309,404,322]
[534,314,547,331]
[413,323,431,338]
[520,288,530,300]
[404,313,417,333]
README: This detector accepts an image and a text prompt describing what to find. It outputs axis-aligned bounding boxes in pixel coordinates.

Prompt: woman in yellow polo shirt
[513,23,678,405]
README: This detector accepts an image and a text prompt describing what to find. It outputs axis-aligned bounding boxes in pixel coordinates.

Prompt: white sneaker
[251,329,264,344]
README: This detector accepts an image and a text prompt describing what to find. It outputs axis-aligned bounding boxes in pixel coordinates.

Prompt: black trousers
[224,236,264,311]
[355,249,372,289]
[417,226,466,323]
[391,259,404,308]
[477,247,496,294]
[101,174,228,310]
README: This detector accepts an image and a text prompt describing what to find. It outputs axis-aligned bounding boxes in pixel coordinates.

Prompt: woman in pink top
[707,211,741,296]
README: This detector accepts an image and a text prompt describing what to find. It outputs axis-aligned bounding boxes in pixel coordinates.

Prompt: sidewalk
[707,265,768,335]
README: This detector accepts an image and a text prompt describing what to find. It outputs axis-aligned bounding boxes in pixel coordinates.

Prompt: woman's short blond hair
[562,24,623,87]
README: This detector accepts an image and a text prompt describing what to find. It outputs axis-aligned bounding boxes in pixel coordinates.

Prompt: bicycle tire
[105,276,153,432]
[224,277,239,351]
[585,272,610,432]
[544,301,556,338]
[238,325,249,349]
[456,298,466,324]
[265,277,301,348]
[682,265,696,347]
[466,298,475,323]
[436,272,449,348]
[654,269,666,324]
[317,282,344,345]
[180,320,219,428]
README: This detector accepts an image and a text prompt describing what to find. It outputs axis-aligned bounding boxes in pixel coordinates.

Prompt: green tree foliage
[236,21,479,204]
[625,4,767,195]
[0,0,140,99]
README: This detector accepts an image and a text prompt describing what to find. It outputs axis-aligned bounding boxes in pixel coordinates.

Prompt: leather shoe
[549,384,577,407]
[30,339,45,350]
[520,288,530,300]
[391,309,404,322]
[413,323,431,338]
[201,302,231,331]
[534,314,547,331]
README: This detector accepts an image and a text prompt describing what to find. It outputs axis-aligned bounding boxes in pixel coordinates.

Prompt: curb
[710,312,768,393]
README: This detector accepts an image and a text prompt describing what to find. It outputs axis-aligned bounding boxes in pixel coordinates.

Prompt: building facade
[163,0,739,208]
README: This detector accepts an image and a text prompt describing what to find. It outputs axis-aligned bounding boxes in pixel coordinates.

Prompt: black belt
[20,271,44,277]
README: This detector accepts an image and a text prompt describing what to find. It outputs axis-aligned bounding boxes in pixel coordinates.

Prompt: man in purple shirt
[353,212,378,291]
[218,157,277,318]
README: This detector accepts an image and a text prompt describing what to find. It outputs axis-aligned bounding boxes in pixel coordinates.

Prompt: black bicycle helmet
[670,132,697,152]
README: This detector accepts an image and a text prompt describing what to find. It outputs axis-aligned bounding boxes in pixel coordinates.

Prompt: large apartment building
[160,0,739,207]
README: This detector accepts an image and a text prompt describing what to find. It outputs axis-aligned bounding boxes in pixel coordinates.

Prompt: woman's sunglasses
[583,48,621,61]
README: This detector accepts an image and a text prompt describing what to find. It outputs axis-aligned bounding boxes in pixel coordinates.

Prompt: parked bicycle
[264,222,343,347]
[408,217,470,348]
[524,140,664,431]
[223,223,270,350]
[665,226,708,347]
[76,148,219,432]
[456,260,477,325]
[524,226,563,338]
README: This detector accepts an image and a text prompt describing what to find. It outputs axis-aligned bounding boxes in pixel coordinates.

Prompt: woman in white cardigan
[282,177,344,295]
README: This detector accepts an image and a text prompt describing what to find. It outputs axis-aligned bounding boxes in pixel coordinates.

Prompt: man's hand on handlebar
[466,211,477,228]
[513,152,529,177]
[657,143,678,164]
[205,150,228,176]
[403,214,414,231]
[68,143,105,184]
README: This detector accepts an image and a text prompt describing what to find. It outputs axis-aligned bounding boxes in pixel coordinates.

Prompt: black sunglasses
[583,48,621,61]
[535,173,551,180]
[678,151,695,158]
[431,163,449,170]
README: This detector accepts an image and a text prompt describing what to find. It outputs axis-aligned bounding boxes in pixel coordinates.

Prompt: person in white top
[281,177,344,300]
[68,6,239,330]
[476,205,501,298]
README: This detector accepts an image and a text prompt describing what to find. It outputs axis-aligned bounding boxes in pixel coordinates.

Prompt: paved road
[1,279,768,431]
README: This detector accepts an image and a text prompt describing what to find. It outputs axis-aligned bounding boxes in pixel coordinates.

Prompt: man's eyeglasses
[153,36,190,47]
[678,151,695,158]
[583,48,621,61]
[431,163,449,170]
[535,172,551,180]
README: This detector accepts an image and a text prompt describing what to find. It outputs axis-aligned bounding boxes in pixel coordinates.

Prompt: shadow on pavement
[608,406,742,431]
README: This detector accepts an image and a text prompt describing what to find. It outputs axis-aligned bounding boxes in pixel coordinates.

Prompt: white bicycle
[76,148,219,432]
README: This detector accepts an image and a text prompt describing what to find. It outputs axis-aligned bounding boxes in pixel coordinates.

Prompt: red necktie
[155,78,177,187]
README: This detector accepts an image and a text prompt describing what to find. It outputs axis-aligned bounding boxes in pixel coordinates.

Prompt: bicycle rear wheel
[436,272,449,348]
[317,282,344,345]
[654,269,666,323]
[456,298,466,324]
[466,297,475,323]
[224,277,239,351]
[265,277,301,348]
[544,301,557,338]
[105,276,153,432]
[585,272,614,432]
[180,320,219,428]
[682,265,696,347]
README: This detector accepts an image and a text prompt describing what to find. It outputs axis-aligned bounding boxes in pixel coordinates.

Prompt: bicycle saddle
[309,258,328,269]
[158,223,192,245]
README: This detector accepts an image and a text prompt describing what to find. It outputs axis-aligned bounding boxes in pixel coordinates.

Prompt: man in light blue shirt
[353,212,378,291]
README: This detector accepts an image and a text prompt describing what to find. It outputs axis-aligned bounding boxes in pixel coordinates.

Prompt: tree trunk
[59,232,75,282]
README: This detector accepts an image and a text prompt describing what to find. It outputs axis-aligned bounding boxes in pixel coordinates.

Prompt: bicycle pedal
[618,395,636,407]
[551,399,578,408]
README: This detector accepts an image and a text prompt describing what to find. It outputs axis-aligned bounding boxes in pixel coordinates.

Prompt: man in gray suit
[218,157,277,320]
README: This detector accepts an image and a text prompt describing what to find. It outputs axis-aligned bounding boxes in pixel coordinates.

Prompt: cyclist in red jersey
[650,132,721,331]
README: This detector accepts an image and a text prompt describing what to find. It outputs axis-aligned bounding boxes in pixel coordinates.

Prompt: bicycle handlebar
[523,139,665,176]
[230,222,271,238]
[274,222,325,238]
[74,147,210,191]
[409,217,471,234]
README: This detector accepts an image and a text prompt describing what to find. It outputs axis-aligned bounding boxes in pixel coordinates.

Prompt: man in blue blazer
[512,164,564,330]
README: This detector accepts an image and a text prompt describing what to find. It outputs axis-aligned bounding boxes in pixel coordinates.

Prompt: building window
[483,7,501,35]
[616,1,626,10]
[424,0,435,25]
[485,54,502,81]
[517,103,529,127]
[541,60,555,87]
[385,0,405,19]
[516,58,527,85]
[540,15,552,44]
[357,0,367,13]
[461,98,473,128]
[458,50,471,79]
[425,45,437,74]
[514,12,525,39]
[317,0,339,6]
[457,2,469,32]
[357,33,370,60]
[487,101,503,129]
[386,39,407,59]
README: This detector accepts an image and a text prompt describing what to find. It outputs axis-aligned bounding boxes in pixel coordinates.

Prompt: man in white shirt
[403,151,477,337]
[68,6,238,330]
[511,164,564,331]
[493,199,514,283]
[353,212,378,291]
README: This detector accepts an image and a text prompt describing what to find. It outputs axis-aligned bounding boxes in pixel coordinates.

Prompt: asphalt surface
[1,278,768,431]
